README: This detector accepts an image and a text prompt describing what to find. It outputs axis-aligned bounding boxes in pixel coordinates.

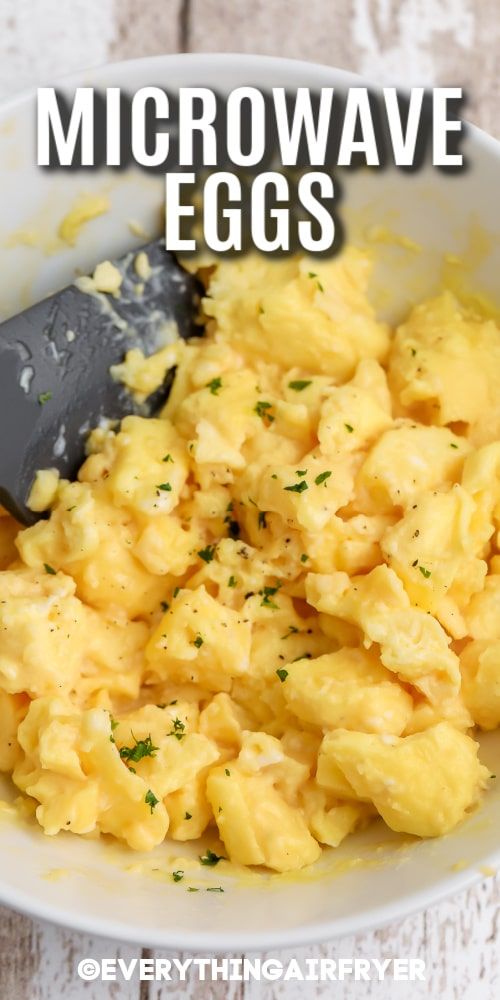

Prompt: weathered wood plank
[108,0,183,61]
[0,905,141,1000]
[187,0,499,135]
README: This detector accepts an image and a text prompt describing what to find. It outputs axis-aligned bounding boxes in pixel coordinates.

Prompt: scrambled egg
[1,247,499,873]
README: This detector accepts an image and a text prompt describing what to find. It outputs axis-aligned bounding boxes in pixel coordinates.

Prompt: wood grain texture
[0,0,499,996]
[187,0,499,135]
[108,0,183,61]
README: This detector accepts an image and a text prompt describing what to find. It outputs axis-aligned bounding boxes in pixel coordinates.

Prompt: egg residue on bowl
[0,246,499,873]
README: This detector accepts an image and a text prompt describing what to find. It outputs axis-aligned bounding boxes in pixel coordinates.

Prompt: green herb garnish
[276,668,289,682]
[254,400,274,424]
[308,271,324,292]
[207,377,222,395]
[193,635,204,648]
[228,575,237,588]
[315,471,332,486]
[43,563,56,575]
[172,870,184,882]
[200,850,224,867]
[145,789,159,813]
[281,625,299,639]
[198,544,216,563]
[168,718,186,741]
[38,391,52,405]
[419,566,431,578]
[119,734,159,764]
[260,584,280,609]
[284,481,308,494]
[156,482,172,492]
[288,380,312,392]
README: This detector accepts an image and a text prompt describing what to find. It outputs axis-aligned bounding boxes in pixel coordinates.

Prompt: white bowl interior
[0,54,499,949]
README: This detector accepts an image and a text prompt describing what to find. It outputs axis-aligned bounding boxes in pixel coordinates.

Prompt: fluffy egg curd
[0,247,499,874]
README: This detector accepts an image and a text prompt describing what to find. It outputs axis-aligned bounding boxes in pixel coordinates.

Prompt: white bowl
[1,54,499,951]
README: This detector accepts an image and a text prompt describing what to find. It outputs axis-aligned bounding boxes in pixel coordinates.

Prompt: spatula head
[0,240,201,525]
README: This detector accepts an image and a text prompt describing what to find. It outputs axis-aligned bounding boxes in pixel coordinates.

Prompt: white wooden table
[0,1,498,996]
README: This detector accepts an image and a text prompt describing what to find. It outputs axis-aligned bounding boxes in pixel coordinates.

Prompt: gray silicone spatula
[0,240,202,525]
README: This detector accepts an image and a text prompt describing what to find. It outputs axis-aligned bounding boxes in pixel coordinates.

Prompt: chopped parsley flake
[284,480,308,493]
[44,563,56,575]
[145,789,159,813]
[185,812,192,820]
[200,850,224,867]
[198,544,216,563]
[254,400,274,424]
[228,575,237,588]
[38,391,52,405]
[206,887,224,893]
[173,587,180,598]
[260,584,280,609]
[300,553,308,563]
[281,625,299,639]
[308,271,324,292]
[160,601,169,612]
[162,453,174,463]
[168,718,186,741]
[296,469,307,477]
[410,348,417,356]
[225,768,231,776]
[276,668,289,682]
[187,887,199,892]
[156,482,172,492]
[419,566,432,578]
[193,634,204,648]
[450,443,458,449]
[315,470,332,486]
[288,380,312,392]
[207,377,222,395]
[119,734,159,764]
[344,423,354,433]
[172,870,184,882]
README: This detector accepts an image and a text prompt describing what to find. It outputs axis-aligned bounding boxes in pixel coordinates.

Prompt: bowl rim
[0,856,490,951]
[1,50,499,951]
[2,50,499,156]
